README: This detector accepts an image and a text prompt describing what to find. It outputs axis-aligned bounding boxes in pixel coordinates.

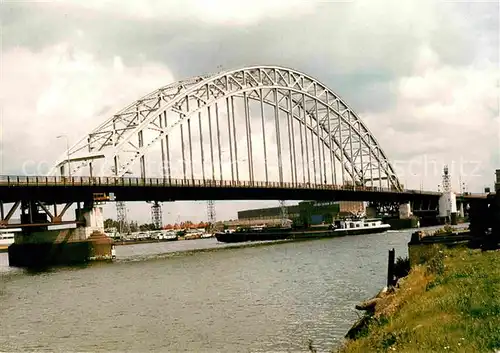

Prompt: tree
[138,223,159,231]
[129,221,139,233]
[104,218,118,229]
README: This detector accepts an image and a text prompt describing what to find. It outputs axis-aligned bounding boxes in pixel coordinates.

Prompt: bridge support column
[439,191,458,225]
[399,202,413,219]
[458,201,464,218]
[8,203,113,267]
[386,202,419,229]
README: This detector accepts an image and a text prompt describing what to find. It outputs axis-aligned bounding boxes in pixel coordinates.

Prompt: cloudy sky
[0,0,498,224]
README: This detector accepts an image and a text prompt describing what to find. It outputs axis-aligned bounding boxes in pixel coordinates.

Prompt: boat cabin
[0,231,15,245]
[0,232,14,240]
[331,218,386,230]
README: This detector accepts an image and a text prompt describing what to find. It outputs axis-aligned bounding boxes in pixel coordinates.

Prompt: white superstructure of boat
[0,232,15,246]
[330,218,391,235]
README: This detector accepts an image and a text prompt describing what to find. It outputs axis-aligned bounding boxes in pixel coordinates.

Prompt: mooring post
[387,248,395,287]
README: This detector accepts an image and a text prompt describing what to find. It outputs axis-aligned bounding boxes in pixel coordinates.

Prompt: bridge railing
[0,175,433,194]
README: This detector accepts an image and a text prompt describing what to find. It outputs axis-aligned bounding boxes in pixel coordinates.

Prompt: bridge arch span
[51,66,402,190]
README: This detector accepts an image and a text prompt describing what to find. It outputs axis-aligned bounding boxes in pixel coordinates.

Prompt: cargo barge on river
[215,219,390,243]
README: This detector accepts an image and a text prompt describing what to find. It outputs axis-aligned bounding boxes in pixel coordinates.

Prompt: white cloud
[52,0,316,24]
[0,42,284,223]
[1,0,497,224]
[362,45,498,192]
[0,43,175,174]
[304,0,462,75]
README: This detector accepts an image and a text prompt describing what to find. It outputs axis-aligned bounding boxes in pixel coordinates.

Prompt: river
[0,229,424,352]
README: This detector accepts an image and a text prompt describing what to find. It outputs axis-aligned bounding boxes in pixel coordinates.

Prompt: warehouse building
[496,169,500,192]
[237,201,365,226]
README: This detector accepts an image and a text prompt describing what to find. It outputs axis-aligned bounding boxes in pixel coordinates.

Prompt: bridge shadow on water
[6,259,116,277]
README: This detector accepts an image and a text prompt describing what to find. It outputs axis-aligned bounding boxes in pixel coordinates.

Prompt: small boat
[0,232,15,246]
[161,231,179,241]
[150,230,178,241]
[184,229,203,240]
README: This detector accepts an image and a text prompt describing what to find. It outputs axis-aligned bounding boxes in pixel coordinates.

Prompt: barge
[215,219,390,243]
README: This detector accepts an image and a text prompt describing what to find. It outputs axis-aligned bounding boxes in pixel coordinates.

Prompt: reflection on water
[0,230,418,352]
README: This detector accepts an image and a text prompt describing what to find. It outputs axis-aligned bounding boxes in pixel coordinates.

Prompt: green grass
[336,247,500,353]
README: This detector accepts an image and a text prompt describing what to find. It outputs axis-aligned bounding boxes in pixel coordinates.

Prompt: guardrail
[0,175,439,195]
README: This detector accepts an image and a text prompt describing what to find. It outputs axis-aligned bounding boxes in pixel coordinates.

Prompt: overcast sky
[0,0,498,224]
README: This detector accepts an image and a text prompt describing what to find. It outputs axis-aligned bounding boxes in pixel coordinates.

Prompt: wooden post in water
[387,248,395,287]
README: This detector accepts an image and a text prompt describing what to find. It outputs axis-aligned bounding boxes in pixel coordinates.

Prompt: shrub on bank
[394,256,410,280]
[336,247,500,353]
[434,224,455,235]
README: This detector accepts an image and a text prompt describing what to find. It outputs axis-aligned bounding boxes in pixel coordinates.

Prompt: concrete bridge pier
[398,202,413,219]
[392,201,419,229]
[438,191,458,225]
[457,201,465,218]
[8,202,113,267]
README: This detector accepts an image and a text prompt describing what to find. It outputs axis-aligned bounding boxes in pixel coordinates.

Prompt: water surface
[0,230,421,352]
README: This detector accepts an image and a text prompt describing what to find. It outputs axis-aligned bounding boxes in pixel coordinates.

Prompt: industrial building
[236,201,365,226]
[230,170,500,229]
[495,169,500,192]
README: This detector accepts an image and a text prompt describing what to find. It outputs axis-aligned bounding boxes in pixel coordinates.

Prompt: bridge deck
[0,175,488,204]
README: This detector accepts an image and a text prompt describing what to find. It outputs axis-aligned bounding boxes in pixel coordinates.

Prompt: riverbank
[336,246,500,353]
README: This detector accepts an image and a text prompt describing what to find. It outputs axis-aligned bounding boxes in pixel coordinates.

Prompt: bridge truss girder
[0,200,76,229]
[367,201,401,217]
[51,66,402,190]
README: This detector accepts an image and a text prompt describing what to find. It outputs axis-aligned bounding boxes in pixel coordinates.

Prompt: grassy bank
[337,247,500,353]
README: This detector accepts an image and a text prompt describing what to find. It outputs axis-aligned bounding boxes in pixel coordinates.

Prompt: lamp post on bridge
[56,134,71,178]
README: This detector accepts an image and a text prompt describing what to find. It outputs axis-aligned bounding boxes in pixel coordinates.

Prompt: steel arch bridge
[51,66,402,191]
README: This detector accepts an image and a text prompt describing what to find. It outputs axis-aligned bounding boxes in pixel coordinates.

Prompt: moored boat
[0,232,15,246]
[162,231,179,241]
[184,229,203,240]
[157,230,178,241]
